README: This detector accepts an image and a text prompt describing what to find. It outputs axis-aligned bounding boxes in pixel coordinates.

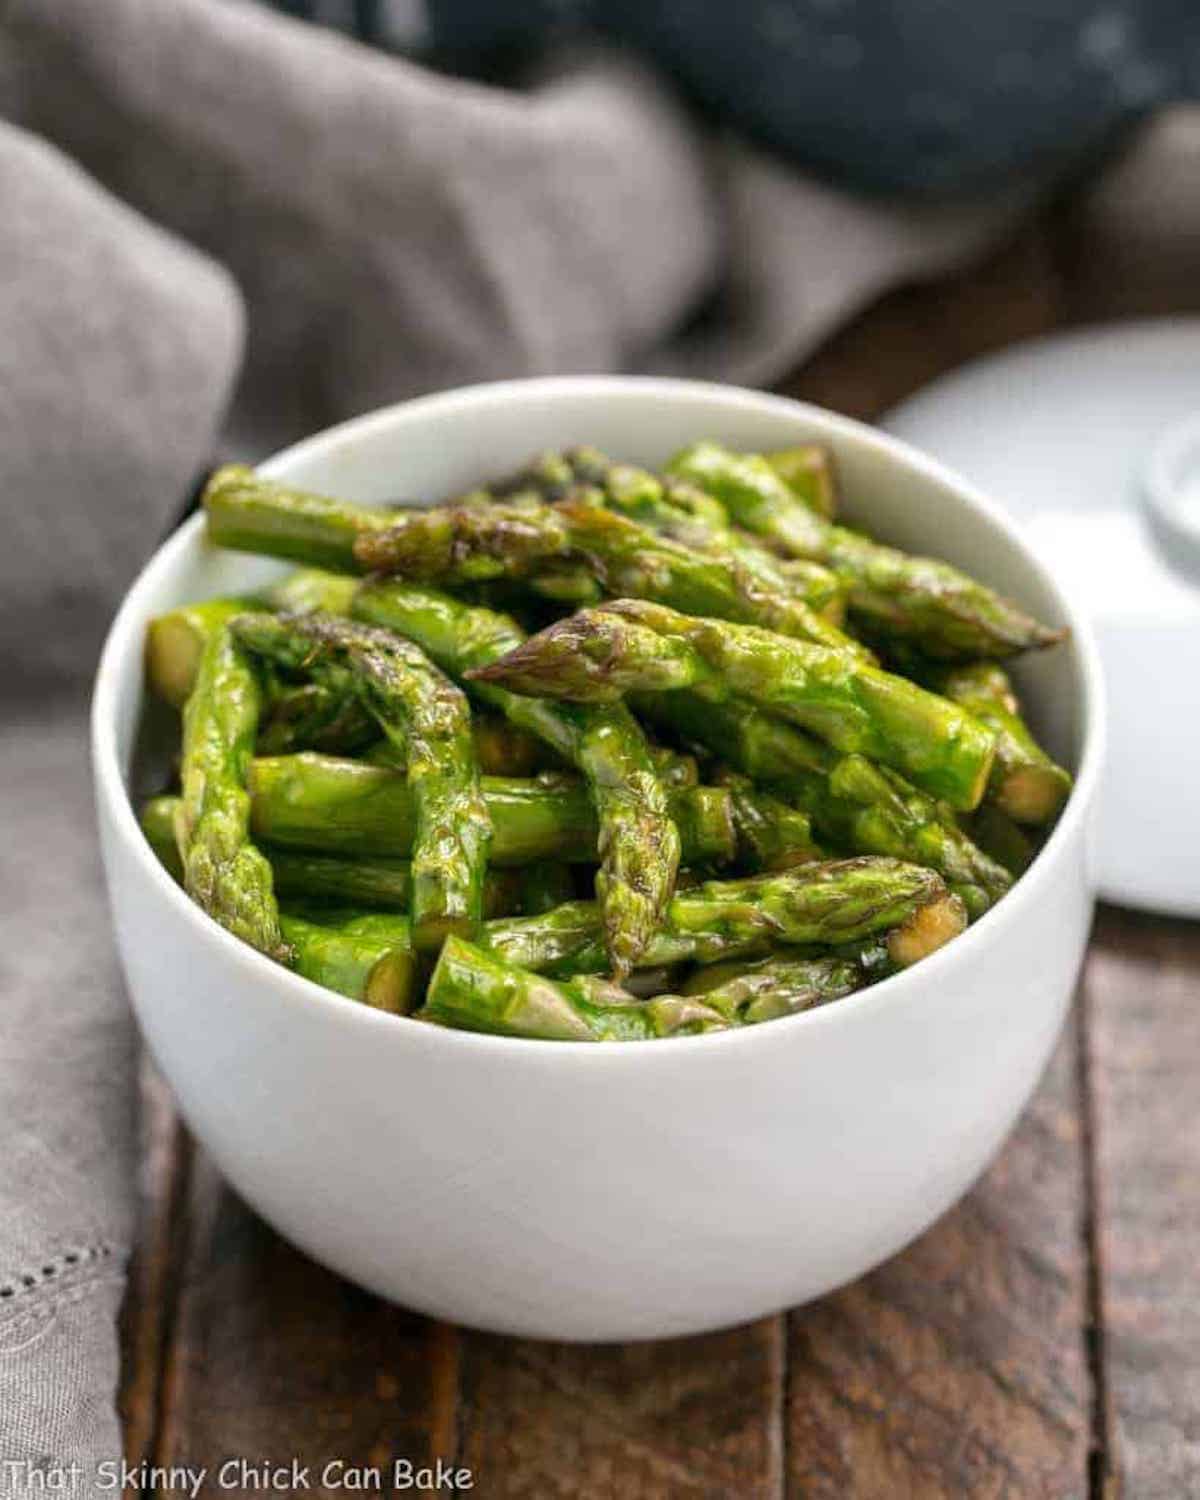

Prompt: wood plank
[154,1156,460,1497]
[779,223,1064,422]
[119,1059,192,1470]
[456,1318,785,1499]
[1083,908,1200,1500]
[785,1021,1091,1499]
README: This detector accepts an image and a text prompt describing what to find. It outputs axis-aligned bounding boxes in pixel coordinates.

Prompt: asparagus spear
[203,466,600,605]
[931,663,1072,824]
[681,953,865,1022]
[232,612,491,950]
[718,770,824,871]
[256,679,378,755]
[482,858,964,977]
[280,911,416,1013]
[247,754,734,868]
[204,465,395,571]
[351,580,681,977]
[547,449,849,622]
[174,624,290,962]
[146,598,255,708]
[966,804,1037,877]
[355,497,862,655]
[470,600,997,811]
[146,569,359,708]
[421,937,729,1041]
[637,691,1011,917]
[763,445,838,519]
[667,442,1065,659]
[141,796,528,915]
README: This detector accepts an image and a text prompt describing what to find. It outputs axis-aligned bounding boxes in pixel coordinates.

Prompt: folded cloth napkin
[0,123,242,1471]
[0,0,1196,1473]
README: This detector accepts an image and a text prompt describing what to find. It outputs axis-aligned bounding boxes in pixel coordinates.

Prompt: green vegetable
[354,496,861,655]
[470,599,997,811]
[141,797,527,916]
[174,624,289,961]
[281,911,416,1013]
[232,612,490,950]
[681,953,864,1022]
[482,858,964,977]
[638,691,1011,917]
[932,662,1072,824]
[421,936,728,1041]
[667,441,1065,659]
[351,580,680,977]
[762,445,838,519]
[246,754,733,868]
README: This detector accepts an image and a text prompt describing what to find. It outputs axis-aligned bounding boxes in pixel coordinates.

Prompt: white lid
[885,320,1200,917]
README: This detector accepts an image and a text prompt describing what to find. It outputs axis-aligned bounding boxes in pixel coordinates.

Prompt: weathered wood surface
[120,211,1200,1498]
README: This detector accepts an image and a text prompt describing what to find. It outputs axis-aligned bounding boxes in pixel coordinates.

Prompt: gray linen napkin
[3,0,1028,453]
[1,0,1197,1473]
[0,123,242,1472]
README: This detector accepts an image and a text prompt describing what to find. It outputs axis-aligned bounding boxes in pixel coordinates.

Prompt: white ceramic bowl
[92,378,1103,1341]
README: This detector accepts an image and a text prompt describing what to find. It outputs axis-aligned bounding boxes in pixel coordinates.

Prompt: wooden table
[119,193,1200,1499]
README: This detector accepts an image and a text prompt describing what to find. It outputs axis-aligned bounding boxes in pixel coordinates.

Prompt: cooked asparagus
[681,953,865,1022]
[142,796,530,915]
[174,624,289,961]
[470,599,997,811]
[719,770,824,871]
[668,441,1064,659]
[638,692,1010,916]
[281,911,416,1013]
[204,465,395,571]
[246,753,733,868]
[355,497,861,655]
[422,936,728,1041]
[482,858,963,977]
[932,662,1072,824]
[232,612,491,950]
[351,579,679,976]
[762,445,838,519]
[146,569,359,708]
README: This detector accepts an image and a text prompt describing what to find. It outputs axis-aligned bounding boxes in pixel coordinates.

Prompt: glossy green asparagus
[355,496,860,655]
[280,911,416,1013]
[174,624,289,961]
[932,663,1072,824]
[481,858,964,977]
[146,569,359,708]
[421,937,729,1041]
[246,754,733,868]
[204,465,395,571]
[638,692,1011,917]
[351,579,680,976]
[142,796,533,915]
[719,770,824,871]
[667,442,1064,659]
[762,445,838,519]
[471,599,997,810]
[681,953,866,1022]
[232,612,491,949]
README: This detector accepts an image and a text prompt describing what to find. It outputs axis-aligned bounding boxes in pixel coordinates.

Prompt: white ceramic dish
[92,377,1104,1341]
[884,321,1200,916]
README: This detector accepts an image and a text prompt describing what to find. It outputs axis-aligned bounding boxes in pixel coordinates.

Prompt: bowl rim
[92,374,1106,1059]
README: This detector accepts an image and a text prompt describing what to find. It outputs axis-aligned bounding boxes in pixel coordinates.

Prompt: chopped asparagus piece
[246,754,734,868]
[668,441,1065,659]
[470,599,997,811]
[175,624,289,962]
[352,580,680,977]
[421,937,728,1041]
[233,612,491,950]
